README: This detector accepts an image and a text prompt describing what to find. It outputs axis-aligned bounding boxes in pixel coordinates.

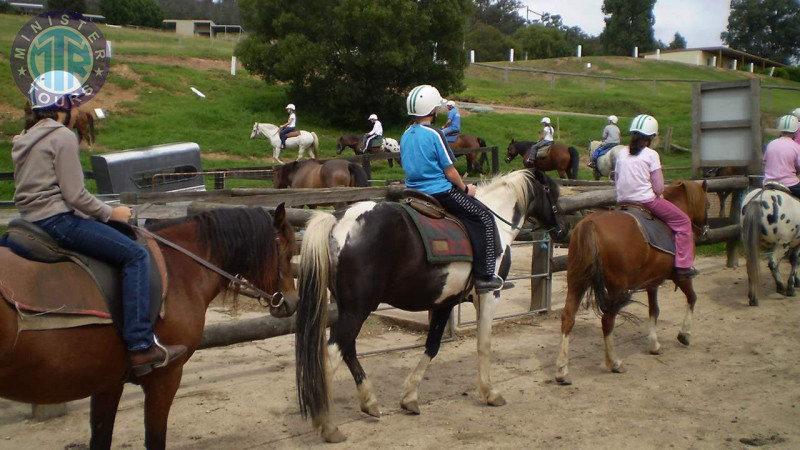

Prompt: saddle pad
[620,207,675,256]
[286,130,300,138]
[397,203,473,264]
[369,137,384,148]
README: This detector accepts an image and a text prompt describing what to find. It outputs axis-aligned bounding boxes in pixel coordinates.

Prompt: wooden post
[530,231,552,311]
[214,172,226,190]
[602,79,606,91]
[491,146,499,175]
[32,403,67,421]
[362,154,372,180]
[504,68,509,83]
[726,190,742,268]
[663,126,673,153]
[550,75,555,90]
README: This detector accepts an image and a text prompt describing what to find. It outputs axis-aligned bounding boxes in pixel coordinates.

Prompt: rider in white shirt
[525,117,555,164]
[279,104,296,149]
[363,114,383,152]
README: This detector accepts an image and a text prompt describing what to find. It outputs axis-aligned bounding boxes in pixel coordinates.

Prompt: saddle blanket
[398,203,473,264]
[619,206,675,256]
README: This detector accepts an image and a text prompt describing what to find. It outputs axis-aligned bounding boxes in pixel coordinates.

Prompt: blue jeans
[592,142,617,160]
[441,127,459,142]
[34,212,152,351]
[279,126,296,147]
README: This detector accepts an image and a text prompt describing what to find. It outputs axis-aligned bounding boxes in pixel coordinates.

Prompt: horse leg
[475,293,506,406]
[646,288,661,355]
[89,384,124,450]
[340,341,380,418]
[400,306,453,414]
[557,169,567,179]
[769,245,789,295]
[788,247,800,296]
[296,144,305,161]
[718,192,730,217]
[272,146,283,164]
[556,282,584,385]
[602,312,624,373]
[140,367,184,450]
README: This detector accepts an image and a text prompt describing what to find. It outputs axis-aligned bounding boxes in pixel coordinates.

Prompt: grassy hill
[2,13,799,200]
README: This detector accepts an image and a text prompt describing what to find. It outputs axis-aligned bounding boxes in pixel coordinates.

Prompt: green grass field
[2,12,799,202]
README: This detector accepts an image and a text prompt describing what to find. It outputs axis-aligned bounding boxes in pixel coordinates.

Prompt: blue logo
[11,10,109,108]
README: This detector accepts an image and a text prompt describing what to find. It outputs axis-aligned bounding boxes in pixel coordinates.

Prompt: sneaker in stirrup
[474,274,504,293]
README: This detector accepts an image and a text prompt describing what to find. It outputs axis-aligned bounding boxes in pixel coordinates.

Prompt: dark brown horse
[703,166,747,216]
[555,181,708,384]
[0,206,297,449]
[447,134,489,176]
[505,139,579,179]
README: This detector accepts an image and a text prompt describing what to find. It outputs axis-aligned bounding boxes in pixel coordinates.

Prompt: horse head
[269,203,299,317]
[527,169,569,241]
[336,137,344,155]
[664,180,709,238]
[250,122,260,140]
[505,140,520,163]
[273,161,299,188]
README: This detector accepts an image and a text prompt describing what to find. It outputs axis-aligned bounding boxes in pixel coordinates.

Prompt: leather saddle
[615,203,675,255]
[0,219,168,331]
[444,130,459,143]
[285,130,300,138]
[764,181,792,195]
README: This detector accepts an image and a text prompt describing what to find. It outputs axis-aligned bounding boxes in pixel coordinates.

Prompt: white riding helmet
[368,114,378,121]
[28,70,83,111]
[541,117,551,124]
[629,114,658,137]
[446,100,455,107]
[777,115,800,133]
[286,103,295,111]
[608,115,618,124]
[791,108,800,119]
[407,84,445,117]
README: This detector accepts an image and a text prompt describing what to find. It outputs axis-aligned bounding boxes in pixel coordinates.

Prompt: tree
[236,0,472,127]
[514,24,571,60]
[466,21,518,62]
[47,0,87,14]
[599,0,656,56]
[667,32,687,50]
[101,0,163,28]
[721,0,800,65]
[474,0,526,35]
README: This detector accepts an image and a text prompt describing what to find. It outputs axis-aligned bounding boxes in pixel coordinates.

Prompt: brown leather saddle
[615,203,675,255]
[0,219,168,331]
[285,130,300,138]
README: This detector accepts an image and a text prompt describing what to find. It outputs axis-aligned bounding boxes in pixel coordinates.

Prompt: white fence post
[633,46,638,58]
[509,48,515,63]
[469,50,475,63]
[230,56,236,76]
[748,62,754,73]
[656,48,660,60]
[576,45,582,58]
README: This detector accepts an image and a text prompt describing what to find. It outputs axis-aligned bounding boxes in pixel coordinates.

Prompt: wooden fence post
[663,127,673,154]
[491,147,499,175]
[362,154,372,180]
[214,172,226,190]
[726,190,742,268]
[530,231,552,311]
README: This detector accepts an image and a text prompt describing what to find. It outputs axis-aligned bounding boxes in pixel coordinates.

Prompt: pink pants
[640,197,694,269]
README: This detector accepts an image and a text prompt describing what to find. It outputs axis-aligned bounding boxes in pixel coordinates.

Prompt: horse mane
[479,170,537,217]
[664,180,705,221]
[148,208,278,293]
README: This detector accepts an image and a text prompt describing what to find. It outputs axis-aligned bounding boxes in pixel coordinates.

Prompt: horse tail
[568,219,607,311]
[568,146,579,180]
[477,137,489,174]
[348,162,369,187]
[742,197,762,303]
[296,212,337,427]
[311,132,320,160]
[87,113,95,145]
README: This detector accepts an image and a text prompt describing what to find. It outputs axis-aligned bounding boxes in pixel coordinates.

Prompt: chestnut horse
[505,139,579,179]
[0,206,298,449]
[273,159,369,189]
[74,108,96,147]
[448,134,490,176]
[555,180,708,384]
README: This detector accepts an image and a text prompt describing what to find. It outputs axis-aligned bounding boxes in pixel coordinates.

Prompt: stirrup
[152,335,171,368]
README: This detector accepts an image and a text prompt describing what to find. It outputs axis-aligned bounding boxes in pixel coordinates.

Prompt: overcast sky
[520,0,731,48]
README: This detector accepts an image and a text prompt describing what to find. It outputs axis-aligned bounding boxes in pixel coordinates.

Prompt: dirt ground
[0,252,798,449]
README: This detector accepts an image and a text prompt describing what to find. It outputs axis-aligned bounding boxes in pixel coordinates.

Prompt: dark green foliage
[46,0,87,14]
[467,21,518,62]
[515,24,571,60]
[667,32,687,50]
[600,0,656,56]
[100,0,163,28]
[474,0,526,35]
[236,0,472,127]
[721,0,800,65]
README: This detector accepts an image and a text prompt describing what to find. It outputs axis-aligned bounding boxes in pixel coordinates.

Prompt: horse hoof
[677,332,691,346]
[649,346,662,355]
[611,363,626,374]
[361,404,381,418]
[749,298,759,307]
[322,426,347,443]
[400,399,420,415]
[486,392,507,407]
[555,375,572,386]
[788,289,796,297]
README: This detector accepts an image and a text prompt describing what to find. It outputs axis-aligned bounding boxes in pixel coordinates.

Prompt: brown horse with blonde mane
[0,206,297,449]
[555,180,708,384]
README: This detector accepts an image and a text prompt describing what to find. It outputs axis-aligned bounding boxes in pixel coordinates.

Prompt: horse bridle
[475,175,564,236]
[135,226,288,309]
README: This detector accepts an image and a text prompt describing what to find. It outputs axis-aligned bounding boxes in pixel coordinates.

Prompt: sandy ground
[0,250,799,449]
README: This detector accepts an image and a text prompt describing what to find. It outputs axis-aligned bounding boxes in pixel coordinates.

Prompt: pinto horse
[295,169,569,442]
[335,134,400,167]
[505,139,579,180]
[447,134,490,176]
[741,186,800,306]
[0,206,297,449]
[555,180,708,384]
[273,159,369,189]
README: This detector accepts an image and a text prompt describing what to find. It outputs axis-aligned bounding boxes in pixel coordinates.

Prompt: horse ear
[273,203,287,227]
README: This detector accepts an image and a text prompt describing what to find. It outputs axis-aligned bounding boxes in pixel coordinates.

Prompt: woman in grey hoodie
[13,74,186,376]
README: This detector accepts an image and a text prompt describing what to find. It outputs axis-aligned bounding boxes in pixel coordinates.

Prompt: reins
[475,174,563,235]
[135,226,286,309]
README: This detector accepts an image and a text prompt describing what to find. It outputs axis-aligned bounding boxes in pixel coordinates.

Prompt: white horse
[741,185,800,306]
[250,122,319,163]
[588,140,625,180]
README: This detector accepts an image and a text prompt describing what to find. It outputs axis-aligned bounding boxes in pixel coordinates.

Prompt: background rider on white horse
[589,115,620,169]
[525,117,555,165]
[764,115,800,198]
[441,100,461,143]
[362,113,383,152]
[279,104,296,149]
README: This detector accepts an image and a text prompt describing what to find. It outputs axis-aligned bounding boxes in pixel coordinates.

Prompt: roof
[642,46,786,68]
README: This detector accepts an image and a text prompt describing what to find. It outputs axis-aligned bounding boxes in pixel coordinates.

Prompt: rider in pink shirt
[764,114,800,197]
[615,114,697,279]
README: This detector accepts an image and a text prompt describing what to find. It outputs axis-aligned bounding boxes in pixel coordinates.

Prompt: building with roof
[162,19,244,39]
[642,46,785,71]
